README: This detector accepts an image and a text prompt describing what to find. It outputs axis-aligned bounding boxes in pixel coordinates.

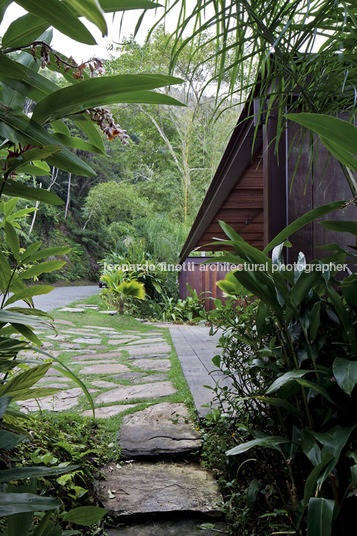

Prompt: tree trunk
[64,172,71,219]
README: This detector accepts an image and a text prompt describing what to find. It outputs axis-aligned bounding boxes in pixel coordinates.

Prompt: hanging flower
[89,108,130,145]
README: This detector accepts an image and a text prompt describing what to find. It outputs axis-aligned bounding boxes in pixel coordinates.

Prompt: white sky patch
[0,3,187,63]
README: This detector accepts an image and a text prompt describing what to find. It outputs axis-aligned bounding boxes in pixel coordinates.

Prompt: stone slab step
[98,462,222,520]
[107,519,227,535]
[119,403,201,458]
[95,381,177,404]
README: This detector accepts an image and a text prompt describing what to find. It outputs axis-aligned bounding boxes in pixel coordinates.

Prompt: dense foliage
[202,208,356,535]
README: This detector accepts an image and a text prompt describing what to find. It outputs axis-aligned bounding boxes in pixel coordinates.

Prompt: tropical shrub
[160,284,207,323]
[100,270,146,313]
[0,0,184,529]
[205,211,356,536]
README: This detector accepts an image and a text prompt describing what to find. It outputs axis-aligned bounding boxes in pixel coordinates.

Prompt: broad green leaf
[73,116,105,153]
[4,221,20,260]
[263,201,346,255]
[0,310,48,328]
[320,135,357,173]
[4,285,55,307]
[327,286,357,350]
[0,429,26,450]
[21,245,71,263]
[11,323,41,346]
[15,0,96,44]
[0,395,12,418]
[254,396,302,417]
[10,387,60,401]
[52,132,105,154]
[32,74,184,124]
[256,301,268,336]
[212,354,221,368]
[0,1,11,23]
[3,197,18,215]
[320,220,357,236]
[309,302,321,342]
[0,492,61,516]
[304,454,334,504]
[38,352,94,415]
[0,58,59,102]
[0,179,63,205]
[7,207,37,221]
[351,465,357,488]
[307,497,334,536]
[0,108,96,177]
[341,274,357,307]
[0,363,51,396]
[64,0,107,36]
[6,145,61,173]
[216,272,246,297]
[51,120,71,136]
[2,13,48,47]
[18,260,66,280]
[267,369,311,394]
[226,436,290,456]
[289,267,322,309]
[99,0,161,11]
[0,54,26,79]
[301,429,322,466]
[11,163,51,176]
[296,378,334,403]
[0,465,79,483]
[333,357,357,395]
[313,425,357,484]
[62,506,109,526]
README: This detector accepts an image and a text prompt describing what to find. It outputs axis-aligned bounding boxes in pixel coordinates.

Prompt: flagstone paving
[80,363,131,375]
[108,520,227,536]
[84,325,117,330]
[58,307,85,313]
[128,359,171,372]
[119,403,201,458]
[21,316,225,532]
[125,338,167,345]
[72,337,103,344]
[131,373,169,384]
[98,462,222,519]
[71,354,112,361]
[21,388,96,412]
[95,381,177,404]
[112,372,147,381]
[125,344,171,356]
[107,338,136,345]
[91,380,121,388]
[81,404,137,418]
[53,319,75,326]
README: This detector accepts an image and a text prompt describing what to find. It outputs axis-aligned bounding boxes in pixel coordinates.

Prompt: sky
[0,3,177,62]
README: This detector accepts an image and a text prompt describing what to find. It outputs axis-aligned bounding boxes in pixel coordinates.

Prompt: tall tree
[105,27,238,220]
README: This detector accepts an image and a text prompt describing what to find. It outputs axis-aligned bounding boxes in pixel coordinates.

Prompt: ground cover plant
[200,207,356,536]
[2,299,196,533]
[0,0,192,532]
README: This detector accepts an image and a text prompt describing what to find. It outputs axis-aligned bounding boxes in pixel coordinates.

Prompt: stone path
[20,319,225,534]
[169,324,230,418]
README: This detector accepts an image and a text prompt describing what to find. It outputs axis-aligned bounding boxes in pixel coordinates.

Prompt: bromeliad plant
[208,207,356,536]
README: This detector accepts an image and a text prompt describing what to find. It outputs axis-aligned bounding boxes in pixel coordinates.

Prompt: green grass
[34,298,196,430]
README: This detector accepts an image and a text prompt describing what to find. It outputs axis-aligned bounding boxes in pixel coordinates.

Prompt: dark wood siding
[179,257,233,310]
[286,122,357,264]
[195,150,264,251]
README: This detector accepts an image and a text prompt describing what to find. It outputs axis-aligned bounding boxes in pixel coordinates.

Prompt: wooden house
[179,101,356,309]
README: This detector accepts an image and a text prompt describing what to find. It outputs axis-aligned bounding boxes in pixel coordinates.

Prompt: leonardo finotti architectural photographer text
[104,261,348,273]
